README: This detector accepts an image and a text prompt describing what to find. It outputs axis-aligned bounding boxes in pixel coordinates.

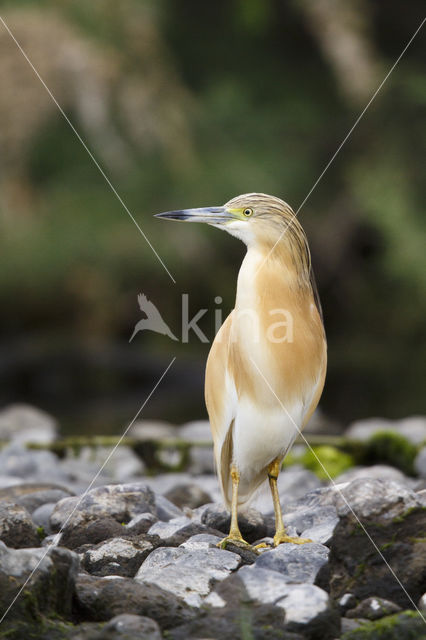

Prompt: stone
[0,476,23,488]
[180,533,223,550]
[60,516,126,550]
[277,465,324,502]
[201,504,269,543]
[0,444,63,480]
[335,464,417,488]
[346,596,402,620]
[414,447,426,479]
[179,420,211,442]
[50,483,157,531]
[74,573,196,630]
[301,520,338,545]
[0,541,78,621]
[282,505,339,535]
[148,515,192,540]
[324,500,426,608]
[155,494,184,521]
[0,484,74,514]
[419,592,426,613]
[0,403,57,444]
[164,483,213,509]
[338,593,357,612]
[129,419,177,440]
[71,445,145,481]
[32,502,56,534]
[339,611,426,640]
[81,536,153,577]
[180,420,215,474]
[208,568,340,639]
[124,512,157,535]
[255,541,329,583]
[0,502,40,548]
[333,478,423,519]
[345,416,426,445]
[135,545,240,607]
[99,614,162,640]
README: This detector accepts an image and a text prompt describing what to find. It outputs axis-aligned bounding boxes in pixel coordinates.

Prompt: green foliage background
[0,0,424,433]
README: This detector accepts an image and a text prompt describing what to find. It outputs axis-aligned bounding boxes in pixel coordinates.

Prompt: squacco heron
[156,193,327,548]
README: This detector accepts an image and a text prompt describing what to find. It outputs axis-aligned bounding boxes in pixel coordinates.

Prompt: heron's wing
[309,267,324,323]
[205,312,236,507]
[138,293,163,321]
[302,342,327,430]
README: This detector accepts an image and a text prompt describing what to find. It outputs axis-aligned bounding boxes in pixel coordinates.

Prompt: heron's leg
[268,458,312,546]
[218,467,250,548]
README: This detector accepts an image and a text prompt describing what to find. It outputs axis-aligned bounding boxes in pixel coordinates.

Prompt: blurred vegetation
[0,0,425,433]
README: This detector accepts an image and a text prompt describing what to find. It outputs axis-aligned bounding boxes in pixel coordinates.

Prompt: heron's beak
[155,206,235,226]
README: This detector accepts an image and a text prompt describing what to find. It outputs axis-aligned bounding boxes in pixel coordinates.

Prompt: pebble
[345,415,426,445]
[0,403,57,444]
[135,546,240,607]
[0,502,40,548]
[81,536,154,577]
[345,596,402,620]
[255,541,329,583]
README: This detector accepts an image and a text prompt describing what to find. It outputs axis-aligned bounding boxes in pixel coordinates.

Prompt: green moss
[341,611,426,640]
[36,526,46,541]
[299,445,355,479]
[361,431,418,475]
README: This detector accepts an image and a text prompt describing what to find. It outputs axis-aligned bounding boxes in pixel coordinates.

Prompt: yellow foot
[273,533,313,547]
[218,535,250,550]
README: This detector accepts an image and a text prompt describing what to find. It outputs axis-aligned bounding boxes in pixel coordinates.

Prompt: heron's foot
[218,534,250,550]
[273,532,313,547]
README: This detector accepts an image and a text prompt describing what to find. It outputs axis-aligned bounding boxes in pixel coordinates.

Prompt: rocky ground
[0,405,425,639]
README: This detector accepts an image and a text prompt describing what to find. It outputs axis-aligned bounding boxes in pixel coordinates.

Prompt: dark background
[0,0,425,435]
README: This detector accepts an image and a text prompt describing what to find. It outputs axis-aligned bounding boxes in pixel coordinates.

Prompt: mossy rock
[300,445,355,479]
[360,431,417,475]
[0,618,104,640]
[341,611,426,640]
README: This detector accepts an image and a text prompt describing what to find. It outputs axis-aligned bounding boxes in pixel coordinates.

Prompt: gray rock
[212,567,339,638]
[333,478,423,519]
[179,420,211,442]
[135,545,240,607]
[50,483,156,530]
[414,447,426,479]
[32,502,56,534]
[0,444,62,480]
[0,502,40,548]
[129,419,177,440]
[0,475,23,488]
[75,572,196,629]
[71,446,145,481]
[282,505,338,534]
[148,515,192,540]
[325,496,426,608]
[124,512,157,535]
[335,464,417,488]
[180,533,223,550]
[255,541,329,583]
[301,520,338,545]
[0,403,57,444]
[338,593,357,612]
[340,617,370,634]
[4,485,73,514]
[201,504,269,542]
[345,415,426,445]
[0,541,79,621]
[156,494,184,521]
[100,613,162,640]
[165,483,212,509]
[346,596,402,620]
[419,592,426,613]
[277,465,323,502]
[81,536,153,577]
[60,516,126,550]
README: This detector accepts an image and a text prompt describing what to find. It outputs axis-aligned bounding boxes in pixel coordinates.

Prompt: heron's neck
[235,245,306,310]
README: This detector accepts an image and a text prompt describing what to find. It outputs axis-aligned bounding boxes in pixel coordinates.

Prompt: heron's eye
[243,208,253,217]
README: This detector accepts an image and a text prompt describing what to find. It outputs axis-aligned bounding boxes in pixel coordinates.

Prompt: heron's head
[155,193,305,251]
